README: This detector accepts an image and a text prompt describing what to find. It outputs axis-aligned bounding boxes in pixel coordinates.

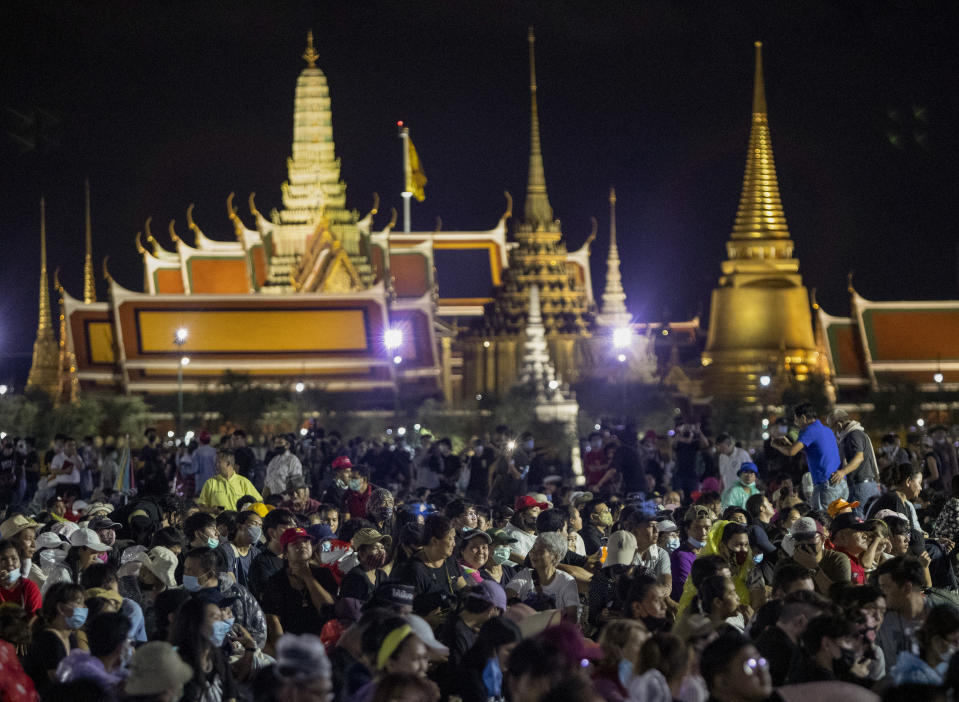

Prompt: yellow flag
[407,138,427,202]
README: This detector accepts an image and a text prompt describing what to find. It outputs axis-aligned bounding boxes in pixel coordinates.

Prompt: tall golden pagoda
[702,42,819,402]
[461,28,594,397]
[25,199,61,399]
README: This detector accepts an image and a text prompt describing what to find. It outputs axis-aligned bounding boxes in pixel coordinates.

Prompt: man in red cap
[261,527,338,657]
[319,455,353,506]
[503,495,549,563]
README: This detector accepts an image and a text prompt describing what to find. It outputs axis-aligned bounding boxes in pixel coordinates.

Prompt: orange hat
[827,498,860,518]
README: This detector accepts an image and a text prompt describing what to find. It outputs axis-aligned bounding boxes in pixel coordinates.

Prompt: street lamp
[759,375,771,387]
[177,356,189,438]
[384,327,403,351]
[612,327,631,349]
[0,385,8,396]
[295,382,305,393]
[935,372,944,384]
[173,329,189,439]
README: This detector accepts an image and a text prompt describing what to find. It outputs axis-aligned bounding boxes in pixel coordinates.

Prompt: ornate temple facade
[701,43,822,403]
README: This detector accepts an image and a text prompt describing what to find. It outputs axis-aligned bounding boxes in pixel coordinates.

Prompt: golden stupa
[702,42,819,402]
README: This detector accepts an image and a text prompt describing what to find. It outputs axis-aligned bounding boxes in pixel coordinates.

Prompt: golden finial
[387,207,398,229]
[370,192,380,216]
[752,41,767,115]
[586,216,597,246]
[248,192,260,218]
[502,191,513,220]
[810,287,819,310]
[168,219,179,242]
[102,255,114,284]
[227,192,244,238]
[135,232,147,255]
[434,216,443,232]
[83,178,96,303]
[186,204,199,235]
[144,216,155,243]
[303,31,319,68]
[523,26,553,229]
[847,271,856,294]
[53,267,63,295]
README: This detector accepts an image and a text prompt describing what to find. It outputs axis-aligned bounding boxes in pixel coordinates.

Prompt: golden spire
[83,178,96,303]
[523,27,554,230]
[730,41,789,241]
[303,31,319,68]
[37,199,51,334]
[26,198,61,398]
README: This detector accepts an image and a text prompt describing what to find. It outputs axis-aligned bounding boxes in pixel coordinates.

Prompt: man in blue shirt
[772,402,847,511]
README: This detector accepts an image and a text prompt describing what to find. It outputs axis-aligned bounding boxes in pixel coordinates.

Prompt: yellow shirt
[197,472,263,511]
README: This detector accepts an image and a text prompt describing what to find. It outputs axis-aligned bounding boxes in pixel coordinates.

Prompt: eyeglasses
[742,657,768,675]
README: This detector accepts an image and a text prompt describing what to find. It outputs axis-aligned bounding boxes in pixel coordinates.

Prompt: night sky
[3,1,959,386]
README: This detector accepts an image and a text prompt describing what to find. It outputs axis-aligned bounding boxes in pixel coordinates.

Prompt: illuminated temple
[25,34,955,409]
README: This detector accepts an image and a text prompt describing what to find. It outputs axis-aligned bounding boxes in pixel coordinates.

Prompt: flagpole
[399,124,412,233]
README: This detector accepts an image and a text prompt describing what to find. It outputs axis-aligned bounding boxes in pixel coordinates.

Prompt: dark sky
[3,1,959,386]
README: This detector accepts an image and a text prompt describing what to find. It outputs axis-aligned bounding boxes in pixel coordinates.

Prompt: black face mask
[835,646,858,671]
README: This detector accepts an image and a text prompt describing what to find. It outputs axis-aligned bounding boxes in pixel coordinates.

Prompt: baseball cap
[830,513,872,534]
[684,504,714,523]
[72,500,90,513]
[353,528,392,550]
[0,514,39,540]
[486,528,518,546]
[331,456,353,471]
[605,529,637,567]
[737,462,759,475]
[275,633,332,682]
[88,516,122,531]
[459,528,492,545]
[69,528,112,552]
[124,642,193,697]
[542,622,603,665]
[370,582,415,609]
[657,520,679,533]
[569,491,594,507]
[85,502,114,517]
[788,517,824,541]
[514,495,549,512]
[280,527,312,549]
[287,475,308,492]
[875,509,908,522]
[404,613,450,658]
[827,498,860,518]
[465,580,507,611]
[306,524,335,543]
[84,587,123,606]
[526,492,550,506]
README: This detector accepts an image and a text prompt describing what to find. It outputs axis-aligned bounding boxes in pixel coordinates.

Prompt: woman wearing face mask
[592,618,649,701]
[222,511,262,590]
[677,521,760,616]
[339,529,392,602]
[0,540,41,615]
[480,529,517,588]
[170,596,240,702]
[670,505,712,601]
[890,604,959,685]
[656,520,681,555]
[23,582,87,698]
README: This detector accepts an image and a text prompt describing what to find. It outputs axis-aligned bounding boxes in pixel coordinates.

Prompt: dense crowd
[0,400,958,702]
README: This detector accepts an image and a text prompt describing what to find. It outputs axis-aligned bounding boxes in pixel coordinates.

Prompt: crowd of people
[0,400,957,702]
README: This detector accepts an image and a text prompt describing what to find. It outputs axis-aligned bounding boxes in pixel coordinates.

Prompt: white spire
[520,284,562,402]
[597,188,630,327]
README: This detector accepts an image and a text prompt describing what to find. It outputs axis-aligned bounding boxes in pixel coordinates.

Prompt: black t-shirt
[23,629,76,698]
[248,550,284,600]
[181,647,238,702]
[841,430,879,483]
[580,524,605,556]
[756,624,799,687]
[392,556,461,597]
[338,566,386,602]
[261,564,337,635]
[438,615,478,668]
[673,441,699,478]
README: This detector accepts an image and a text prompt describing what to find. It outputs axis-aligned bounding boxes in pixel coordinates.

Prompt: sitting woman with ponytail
[22,582,87,697]
[677,520,762,616]
[169,596,239,702]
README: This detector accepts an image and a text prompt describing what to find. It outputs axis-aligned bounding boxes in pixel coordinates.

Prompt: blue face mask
[65,605,88,630]
[349,479,363,492]
[207,536,220,550]
[688,537,706,549]
[246,526,262,544]
[753,553,764,564]
[183,575,201,592]
[210,619,233,647]
[481,657,503,696]
[617,659,634,687]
